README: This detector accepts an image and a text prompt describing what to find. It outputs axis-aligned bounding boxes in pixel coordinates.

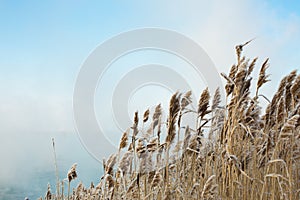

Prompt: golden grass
[41,46,300,200]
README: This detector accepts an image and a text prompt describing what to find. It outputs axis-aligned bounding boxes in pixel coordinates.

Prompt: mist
[1,0,300,199]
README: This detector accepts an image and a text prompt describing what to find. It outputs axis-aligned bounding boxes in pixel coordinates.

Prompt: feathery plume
[211,87,221,111]
[165,92,181,146]
[198,88,210,118]
[119,129,129,150]
[67,163,77,182]
[256,58,270,95]
[143,108,150,123]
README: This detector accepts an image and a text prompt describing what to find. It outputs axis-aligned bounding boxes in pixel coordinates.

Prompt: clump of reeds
[41,44,300,200]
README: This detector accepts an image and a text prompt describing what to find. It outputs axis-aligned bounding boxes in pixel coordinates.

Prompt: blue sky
[0,0,300,198]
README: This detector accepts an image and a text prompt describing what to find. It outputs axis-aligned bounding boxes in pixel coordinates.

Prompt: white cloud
[183,0,300,98]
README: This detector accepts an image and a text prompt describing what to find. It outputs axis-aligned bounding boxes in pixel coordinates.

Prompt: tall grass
[41,46,300,200]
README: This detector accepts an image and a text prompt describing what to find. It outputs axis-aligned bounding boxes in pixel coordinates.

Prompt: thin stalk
[52,138,60,197]
[68,181,70,200]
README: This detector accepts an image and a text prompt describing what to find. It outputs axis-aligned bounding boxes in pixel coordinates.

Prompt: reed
[41,45,300,199]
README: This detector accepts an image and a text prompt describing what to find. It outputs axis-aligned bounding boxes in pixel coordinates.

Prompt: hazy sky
[0,0,300,197]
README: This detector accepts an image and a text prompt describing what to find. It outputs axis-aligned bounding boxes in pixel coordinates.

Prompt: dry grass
[41,46,300,200]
